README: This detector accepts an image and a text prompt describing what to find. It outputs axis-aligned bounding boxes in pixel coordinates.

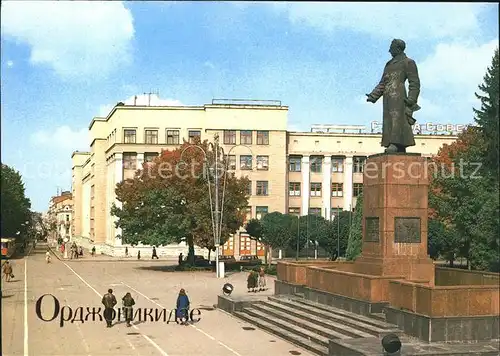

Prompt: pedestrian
[137,250,141,260]
[91,246,96,257]
[122,292,135,327]
[125,246,129,257]
[258,266,266,291]
[152,246,159,259]
[178,253,183,266]
[247,269,257,293]
[45,250,51,263]
[101,289,117,328]
[176,289,190,325]
[2,261,13,282]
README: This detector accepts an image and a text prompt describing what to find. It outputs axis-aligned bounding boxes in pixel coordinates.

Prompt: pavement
[49,245,178,263]
[1,244,315,356]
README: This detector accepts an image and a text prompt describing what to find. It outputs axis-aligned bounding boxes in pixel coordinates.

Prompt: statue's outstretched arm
[368,72,385,102]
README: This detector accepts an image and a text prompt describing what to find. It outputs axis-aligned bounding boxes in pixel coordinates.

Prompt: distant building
[71,97,458,257]
[47,191,73,243]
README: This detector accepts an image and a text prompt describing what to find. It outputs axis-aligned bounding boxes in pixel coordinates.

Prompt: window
[124,129,136,143]
[331,157,344,173]
[289,156,301,172]
[288,207,300,216]
[166,130,180,145]
[188,130,201,143]
[310,156,323,173]
[66,214,70,222]
[353,156,366,173]
[246,181,252,196]
[289,182,301,196]
[240,130,252,144]
[223,130,236,144]
[227,155,236,170]
[256,181,269,196]
[256,206,268,220]
[331,183,343,197]
[310,183,322,197]
[257,131,269,145]
[353,183,363,197]
[145,130,158,144]
[145,152,158,163]
[240,155,252,170]
[256,156,269,170]
[123,153,137,169]
[243,207,252,223]
[309,208,322,216]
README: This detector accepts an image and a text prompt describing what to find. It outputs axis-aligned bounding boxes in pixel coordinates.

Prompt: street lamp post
[180,134,254,278]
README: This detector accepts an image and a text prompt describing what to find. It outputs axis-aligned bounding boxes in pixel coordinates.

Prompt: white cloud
[204,61,215,69]
[31,126,88,150]
[419,39,498,99]
[1,1,134,79]
[271,3,488,40]
[6,60,14,68]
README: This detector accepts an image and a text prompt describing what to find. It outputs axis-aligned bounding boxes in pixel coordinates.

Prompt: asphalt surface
[1,244,314,356]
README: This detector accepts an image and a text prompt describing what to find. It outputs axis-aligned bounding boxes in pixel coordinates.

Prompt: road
[1,244,314,356]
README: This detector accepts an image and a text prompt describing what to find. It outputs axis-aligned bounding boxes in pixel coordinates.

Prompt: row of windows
[288,207,344,217]
[122,152,159,169]
[122,129,270,145]
[241,206,269,223]
[289,182,363,197]
[223,130,269,145]
[289,156,367,173]
[122,152,270,171]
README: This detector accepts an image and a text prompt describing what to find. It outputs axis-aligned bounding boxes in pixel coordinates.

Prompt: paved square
[2,245,314,356]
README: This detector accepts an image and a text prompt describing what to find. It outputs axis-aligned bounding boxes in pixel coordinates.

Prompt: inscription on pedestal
[394,217,421,243]
[364,217,380,242]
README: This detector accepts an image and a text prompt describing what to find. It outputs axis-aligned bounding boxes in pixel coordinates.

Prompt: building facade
[47,191,73,244]
[71,98,458,258]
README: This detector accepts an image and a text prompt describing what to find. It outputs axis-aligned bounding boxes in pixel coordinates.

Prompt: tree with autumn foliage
[111,137,250,264]
[428,48,499,271]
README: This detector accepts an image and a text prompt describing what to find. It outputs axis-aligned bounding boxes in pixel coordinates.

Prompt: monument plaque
[364,217,380,242]
[394,217,421,243]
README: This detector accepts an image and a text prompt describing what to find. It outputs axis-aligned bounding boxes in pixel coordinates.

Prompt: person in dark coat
[122,292,135,327]
[152,246,159,259]
[366,38,421,153]
[101,289,117,327]
[176,289,190,325]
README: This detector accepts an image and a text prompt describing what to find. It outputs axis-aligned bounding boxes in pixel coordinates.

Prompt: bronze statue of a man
[366,39,421,153]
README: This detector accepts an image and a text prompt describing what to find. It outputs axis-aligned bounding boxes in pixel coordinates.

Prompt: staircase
[233,294,402,356]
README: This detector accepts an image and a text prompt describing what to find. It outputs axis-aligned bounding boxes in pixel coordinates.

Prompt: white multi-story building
[71,97,458,257]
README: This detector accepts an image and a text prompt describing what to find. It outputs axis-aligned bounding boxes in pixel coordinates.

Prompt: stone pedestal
[353,153,435,285]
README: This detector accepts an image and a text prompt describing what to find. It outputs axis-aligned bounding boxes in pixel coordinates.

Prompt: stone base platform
[218,293,500,356]
[330,337,500,356]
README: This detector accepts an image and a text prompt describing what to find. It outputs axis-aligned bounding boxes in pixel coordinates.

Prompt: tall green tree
[317,211,351,260]
[473,48,499,177]
[246,212,297,265]
[428,50,499,271]
[111,138,250,264]
[346,193,363,261]
[427,218,460,266]
[1,164,31,239]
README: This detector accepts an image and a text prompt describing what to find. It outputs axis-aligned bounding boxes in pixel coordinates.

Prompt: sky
[1,1,498,212]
